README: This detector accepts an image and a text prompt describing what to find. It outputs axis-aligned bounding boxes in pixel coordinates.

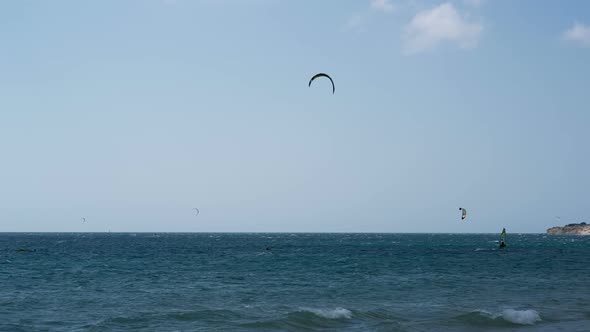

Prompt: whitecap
[472,309,494,318]
[501,309,541,325]
[471,308,541,325]
[303,307,352,319]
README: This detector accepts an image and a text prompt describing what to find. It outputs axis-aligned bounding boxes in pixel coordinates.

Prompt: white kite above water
[459,208,467,221]
[193,208,200,217]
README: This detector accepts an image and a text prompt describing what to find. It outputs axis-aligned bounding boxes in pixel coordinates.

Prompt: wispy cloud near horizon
[344,14,368,33]
[344,0,395,33]
[463,0,485,8]
[370,0,395,13]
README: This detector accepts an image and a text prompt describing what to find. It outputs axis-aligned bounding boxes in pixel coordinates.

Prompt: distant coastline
[547,222,590,235]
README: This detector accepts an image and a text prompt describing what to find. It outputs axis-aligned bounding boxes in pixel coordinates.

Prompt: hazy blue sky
[1,0,589,232]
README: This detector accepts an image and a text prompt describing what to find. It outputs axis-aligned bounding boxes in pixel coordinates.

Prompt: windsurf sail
[499,228,507,248]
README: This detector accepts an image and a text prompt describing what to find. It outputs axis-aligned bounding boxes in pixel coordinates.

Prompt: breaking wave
[241,307,354,330]
[458,308,541,326]
[302,307,353,319]
[501,309,541,325]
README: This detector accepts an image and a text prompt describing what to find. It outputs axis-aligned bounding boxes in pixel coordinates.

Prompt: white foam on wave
[473,308,541,325]
[501,309,541,325]
[303,307,352,319]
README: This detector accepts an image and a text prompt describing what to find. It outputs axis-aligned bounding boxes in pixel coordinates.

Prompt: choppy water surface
[1,233,589,331]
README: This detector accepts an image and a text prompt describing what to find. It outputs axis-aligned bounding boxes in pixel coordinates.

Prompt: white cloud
[563,22,590,47]
[371,0,395,13]
[402,3,482,55]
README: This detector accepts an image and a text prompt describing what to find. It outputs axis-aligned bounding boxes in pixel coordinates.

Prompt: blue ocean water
[1,233,589,331]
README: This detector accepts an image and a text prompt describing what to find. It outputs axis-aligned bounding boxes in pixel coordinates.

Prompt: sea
[1,233,589,331]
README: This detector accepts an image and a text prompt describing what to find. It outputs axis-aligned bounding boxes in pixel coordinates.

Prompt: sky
[1,0,589,233]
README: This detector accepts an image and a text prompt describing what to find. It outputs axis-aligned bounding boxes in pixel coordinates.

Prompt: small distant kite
[82,217,86,223]
[459,208,467,221]
[193,208,200,217]
[308,73,335,94]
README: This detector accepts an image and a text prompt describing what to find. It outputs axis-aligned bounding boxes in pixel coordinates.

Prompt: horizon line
[0,231,547,234]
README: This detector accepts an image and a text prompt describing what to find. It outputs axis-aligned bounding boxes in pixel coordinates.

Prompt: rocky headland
[546,223,590,235]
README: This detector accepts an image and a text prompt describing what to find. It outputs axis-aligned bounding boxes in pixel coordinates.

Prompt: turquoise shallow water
[1,233,589,331]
